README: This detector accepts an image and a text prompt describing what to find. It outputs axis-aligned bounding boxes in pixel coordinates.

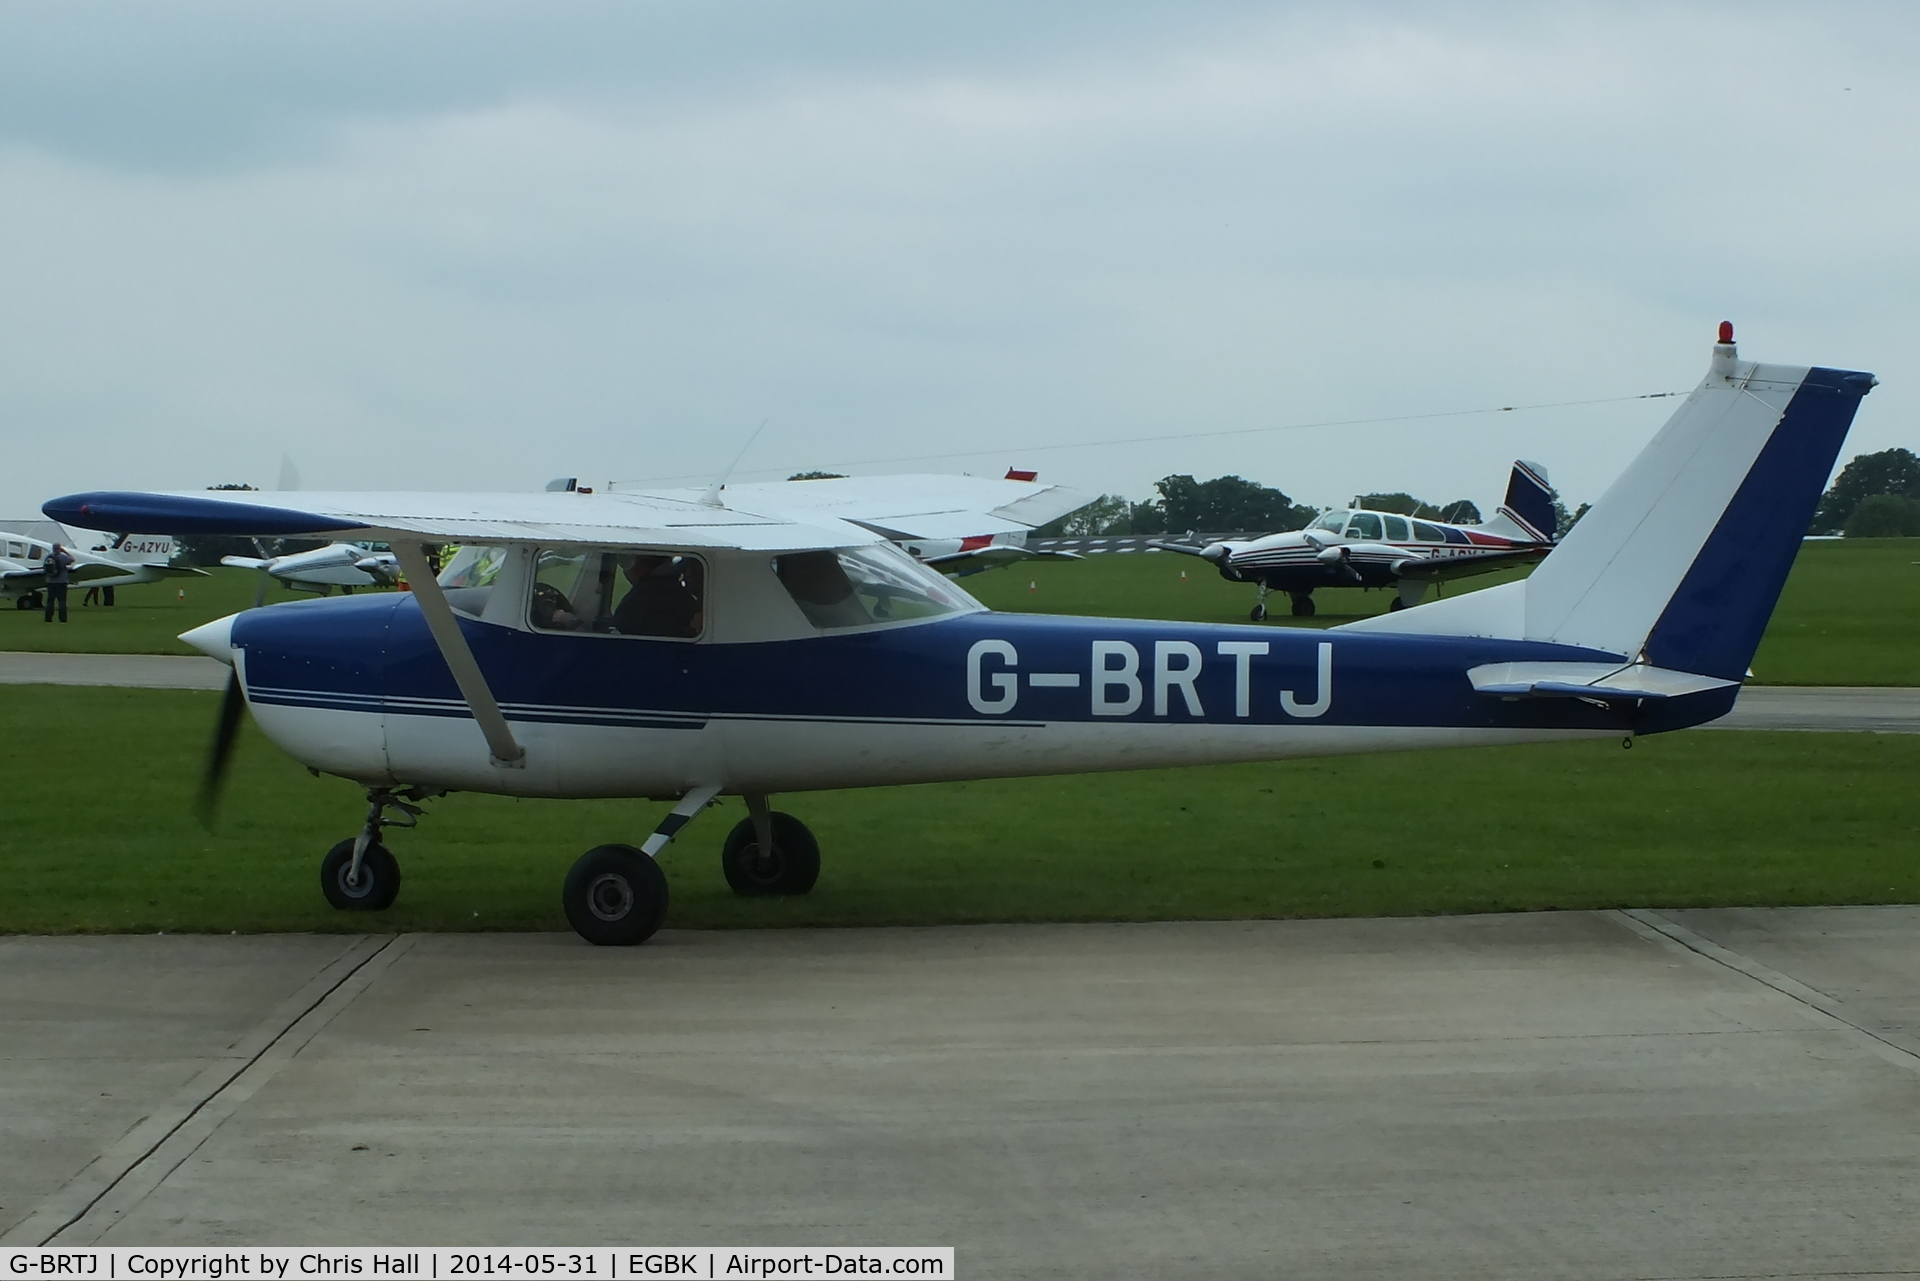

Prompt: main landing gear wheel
[722,812,821,897]
[1290,594,1316,617]
[1388,597,1407,611]
[320,839,402,911]
[564,844,669,946]
[1249,603,1267,622]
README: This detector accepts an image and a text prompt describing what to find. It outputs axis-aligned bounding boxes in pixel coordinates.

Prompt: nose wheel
[320,787,427,913]
[320,838,401,910]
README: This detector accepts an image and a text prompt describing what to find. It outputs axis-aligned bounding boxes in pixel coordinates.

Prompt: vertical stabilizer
[1522,327,1874,676]
[1340,326,1875,667]
[1492,460,1556,543]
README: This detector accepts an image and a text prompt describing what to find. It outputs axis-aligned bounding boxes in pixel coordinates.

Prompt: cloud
[2,1,1915,522]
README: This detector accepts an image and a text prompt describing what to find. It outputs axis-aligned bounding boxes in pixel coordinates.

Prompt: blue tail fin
[1500,460,1556,543]
[1340,328,1876,686]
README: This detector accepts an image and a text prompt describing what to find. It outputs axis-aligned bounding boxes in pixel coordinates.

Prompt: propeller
[197,668,247,827]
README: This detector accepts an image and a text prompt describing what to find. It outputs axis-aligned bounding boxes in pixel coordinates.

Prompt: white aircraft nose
[180,613,237,666]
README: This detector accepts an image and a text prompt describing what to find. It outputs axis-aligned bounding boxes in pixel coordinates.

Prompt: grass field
[9,539,1910,683]
[0,569,327,655]
[5,685,1916,935]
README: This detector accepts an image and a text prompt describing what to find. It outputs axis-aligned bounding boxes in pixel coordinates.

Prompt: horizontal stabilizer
[1468,661,1739,701]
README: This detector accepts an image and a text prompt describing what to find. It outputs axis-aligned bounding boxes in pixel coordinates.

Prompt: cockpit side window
[528,547,705,639]
[775,543,983,631]
[1347,512,1383,540]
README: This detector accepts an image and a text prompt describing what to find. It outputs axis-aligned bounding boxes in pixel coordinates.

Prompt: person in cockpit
[612,554,703,638]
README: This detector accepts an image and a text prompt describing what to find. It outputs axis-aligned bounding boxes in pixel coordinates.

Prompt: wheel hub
[746,843,783,884]
[587,872,635,921]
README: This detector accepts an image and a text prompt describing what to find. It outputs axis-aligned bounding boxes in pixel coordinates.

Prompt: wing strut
[390,541,526,768]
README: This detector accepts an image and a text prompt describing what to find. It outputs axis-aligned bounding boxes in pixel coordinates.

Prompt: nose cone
[180,613,237,665]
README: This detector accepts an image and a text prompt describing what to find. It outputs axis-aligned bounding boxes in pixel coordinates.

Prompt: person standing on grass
[41,543,74,622]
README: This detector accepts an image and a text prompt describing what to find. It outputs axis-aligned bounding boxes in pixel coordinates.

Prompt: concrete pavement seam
[1610,909,1920,1076]
[0,933,408,1247]
[46,933,421,1245]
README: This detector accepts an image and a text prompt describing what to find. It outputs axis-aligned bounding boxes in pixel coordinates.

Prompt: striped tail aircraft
[42,324,1874,946]
[1154,461,1559,620]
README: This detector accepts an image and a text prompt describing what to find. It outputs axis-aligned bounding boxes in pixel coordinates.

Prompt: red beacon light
[1717,320,1735,344]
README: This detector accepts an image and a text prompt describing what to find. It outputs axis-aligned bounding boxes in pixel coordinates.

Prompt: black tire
[1291,594,1316,617]
[722,812,821,896]
[564,844,669,945]
[1249,603,1267,622]
[320,839,402,911]
[1388,597,1407,612]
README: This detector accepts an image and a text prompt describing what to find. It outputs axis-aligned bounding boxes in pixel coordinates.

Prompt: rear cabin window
[1412,521,1447,542]
[775,544,982,631]
[1382,515,1411,541]
[528,548,705,639]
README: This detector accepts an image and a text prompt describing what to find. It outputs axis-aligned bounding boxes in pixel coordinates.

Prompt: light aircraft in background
[1156,462,1559,619]
[221,542,401,594]
[1,530,204,608]
[580,468,1087,577]
[44,326,1874,946]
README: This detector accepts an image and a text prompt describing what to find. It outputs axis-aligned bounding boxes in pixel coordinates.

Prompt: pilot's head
[624,554,669,583]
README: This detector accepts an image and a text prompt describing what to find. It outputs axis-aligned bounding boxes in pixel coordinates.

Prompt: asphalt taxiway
[4,910,1919,1277]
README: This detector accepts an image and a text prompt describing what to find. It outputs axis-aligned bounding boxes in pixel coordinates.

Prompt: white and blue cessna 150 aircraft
[44,326,1875,946]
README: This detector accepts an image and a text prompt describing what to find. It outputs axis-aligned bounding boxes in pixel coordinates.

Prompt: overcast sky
[2,0,1913,522]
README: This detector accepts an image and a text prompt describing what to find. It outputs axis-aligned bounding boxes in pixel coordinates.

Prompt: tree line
[1034,475,1488,538]
[1810,449,1920,537]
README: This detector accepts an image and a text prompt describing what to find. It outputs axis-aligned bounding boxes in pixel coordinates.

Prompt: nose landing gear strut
[320,786,435,912]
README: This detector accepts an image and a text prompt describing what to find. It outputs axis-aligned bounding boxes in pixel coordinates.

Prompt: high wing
[705,474,1092,541]
[46,475,1089,552]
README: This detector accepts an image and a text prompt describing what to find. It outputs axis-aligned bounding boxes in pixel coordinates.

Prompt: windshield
[1313,510,1348,534]
[776,543,983,630]
[438,545,509,589]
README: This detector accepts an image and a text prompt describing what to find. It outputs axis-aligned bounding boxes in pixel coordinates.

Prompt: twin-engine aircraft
[1155,462,1558,619]
[221,541,402,594]
[44,328,1874,946]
